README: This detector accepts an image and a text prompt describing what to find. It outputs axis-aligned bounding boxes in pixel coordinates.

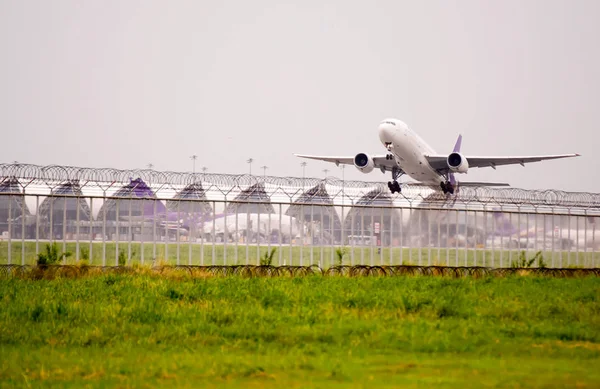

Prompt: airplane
[111,199,217,230]
[546,224,600,251]
[487,212,600,251]
[202,213,304,243]
[295,118,580,194]
[490,211,541,239]
[119,211,217,230]
[487,211,545,249]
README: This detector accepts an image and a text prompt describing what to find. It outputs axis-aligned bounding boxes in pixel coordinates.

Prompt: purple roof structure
[97,178,166,221]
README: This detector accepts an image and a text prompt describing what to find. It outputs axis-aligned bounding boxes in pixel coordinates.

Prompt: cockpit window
[381,121,396,126]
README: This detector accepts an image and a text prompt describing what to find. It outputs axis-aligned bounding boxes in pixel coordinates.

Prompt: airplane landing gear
[388,167,404,194]
[440,181,455,195]
[388,180,401,194]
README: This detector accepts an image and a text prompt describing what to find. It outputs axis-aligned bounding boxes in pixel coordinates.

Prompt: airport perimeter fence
[1,162,600,269]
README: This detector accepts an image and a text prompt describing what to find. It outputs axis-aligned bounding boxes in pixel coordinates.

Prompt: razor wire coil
[2,163,600,208]
[1,264,598,279]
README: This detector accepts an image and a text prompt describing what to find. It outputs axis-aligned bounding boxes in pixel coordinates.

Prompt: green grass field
[2,241,600,268]
[0,275,599,388]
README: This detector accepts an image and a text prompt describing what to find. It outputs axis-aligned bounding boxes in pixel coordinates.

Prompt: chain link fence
[1,163,599,268]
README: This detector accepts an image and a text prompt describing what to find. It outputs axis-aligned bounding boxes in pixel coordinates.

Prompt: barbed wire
[1,264,598,279]
[1,162,600,209]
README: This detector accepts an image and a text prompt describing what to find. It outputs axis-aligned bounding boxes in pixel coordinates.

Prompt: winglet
[453,134,462,153]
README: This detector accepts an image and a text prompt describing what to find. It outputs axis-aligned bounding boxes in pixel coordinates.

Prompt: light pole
[261,165,268,178]
[323,168,329,177]
[202,167,207,180]
[247,158,253,175]
[301,162,307,188]
[190,155,198,174]
[146,164,154,186]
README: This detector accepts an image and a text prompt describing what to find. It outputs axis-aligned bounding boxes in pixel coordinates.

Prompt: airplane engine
[447,152,469,173]
[354,153,375,173]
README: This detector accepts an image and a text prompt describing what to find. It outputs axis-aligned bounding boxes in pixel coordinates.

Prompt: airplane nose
[378,124,392,143]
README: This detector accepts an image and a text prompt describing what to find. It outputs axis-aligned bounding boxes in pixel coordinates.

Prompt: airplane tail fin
[453,134,462,153]
[491,211,519,236]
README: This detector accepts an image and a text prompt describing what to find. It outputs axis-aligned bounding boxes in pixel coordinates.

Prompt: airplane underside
[387,176,456,195]
[385,158,456,195]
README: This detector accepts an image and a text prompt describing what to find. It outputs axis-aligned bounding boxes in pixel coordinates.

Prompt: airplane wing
[294,154,401,173]
[424,153,580,172]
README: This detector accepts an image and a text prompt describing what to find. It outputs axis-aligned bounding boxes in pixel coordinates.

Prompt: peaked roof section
[353,188,393,206]
[286,182,342,242]
[111,178,157,198]
[0,177,22,193]
[287,182,332,206]
[286,182,338,216]
[343,187,401,232]
[38,181,91,221]
[166,182,213,215]
[0,177,30,221]
[98,178,166,221]
[405,192,491,235]
[225,182,275,214]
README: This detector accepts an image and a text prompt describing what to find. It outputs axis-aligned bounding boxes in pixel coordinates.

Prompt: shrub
[335,247,348,266]
[511,251,545,268]
[260,248,277,266]
[36,243,71,266]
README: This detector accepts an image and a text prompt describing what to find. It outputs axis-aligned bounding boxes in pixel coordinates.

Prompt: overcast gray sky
[1,0,598,192]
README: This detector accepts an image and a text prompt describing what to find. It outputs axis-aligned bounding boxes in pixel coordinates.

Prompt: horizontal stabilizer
[458,182,510,187]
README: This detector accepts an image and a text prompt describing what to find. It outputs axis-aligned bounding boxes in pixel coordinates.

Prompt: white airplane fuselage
[203,213,303,238]
[377,119,444,186]
[296,117,579,194]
